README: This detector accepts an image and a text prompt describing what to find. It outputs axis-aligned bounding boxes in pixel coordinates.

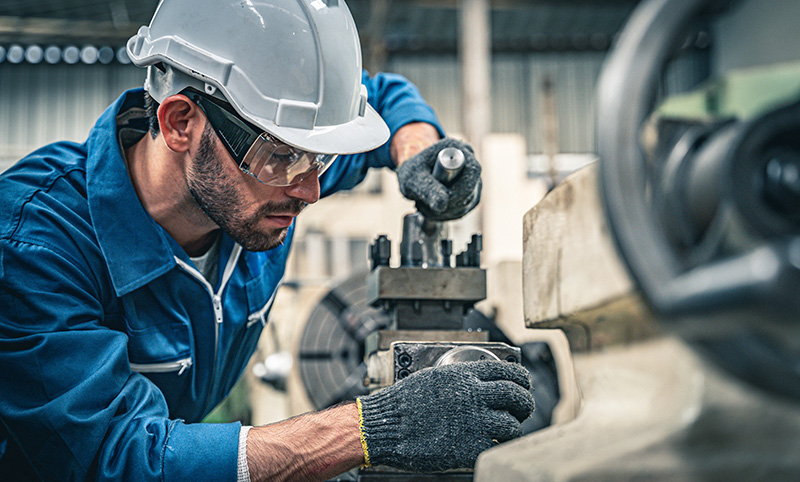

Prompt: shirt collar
[86,88,179,297]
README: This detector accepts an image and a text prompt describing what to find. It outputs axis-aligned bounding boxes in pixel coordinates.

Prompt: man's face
[186,123,318,251]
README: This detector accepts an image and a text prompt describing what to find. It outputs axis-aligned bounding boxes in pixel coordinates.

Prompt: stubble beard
[186,125,306,252]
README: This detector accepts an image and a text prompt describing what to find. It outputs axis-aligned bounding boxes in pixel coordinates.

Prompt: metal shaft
[433,147,466,185]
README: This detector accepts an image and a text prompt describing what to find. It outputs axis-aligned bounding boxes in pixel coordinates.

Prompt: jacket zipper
[246,276,283,328]
[130,357,193,376]
[175,244,243,416]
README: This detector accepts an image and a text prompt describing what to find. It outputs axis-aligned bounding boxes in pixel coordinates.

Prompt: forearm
[391,121,441,167]
[246,402,364,482]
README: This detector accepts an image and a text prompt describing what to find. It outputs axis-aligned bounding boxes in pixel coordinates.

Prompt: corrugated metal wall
[0,63,144,170]
[390,51,607,154]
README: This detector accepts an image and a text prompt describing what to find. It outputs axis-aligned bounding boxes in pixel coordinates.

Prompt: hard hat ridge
[127,0,389,155]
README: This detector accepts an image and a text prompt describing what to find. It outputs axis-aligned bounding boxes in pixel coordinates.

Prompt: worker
[0,1,534,481]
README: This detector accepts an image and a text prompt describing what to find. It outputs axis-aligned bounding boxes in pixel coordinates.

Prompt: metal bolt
[467,233,483,267]
[370,235,392,269]
[398,353,412,367]
[441,239,453,267]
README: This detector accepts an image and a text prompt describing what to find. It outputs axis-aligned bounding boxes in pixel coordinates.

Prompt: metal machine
[359,149,517,481]
[293,149,559,482]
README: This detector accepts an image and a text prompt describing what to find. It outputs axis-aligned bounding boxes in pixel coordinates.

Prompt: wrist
[246,402,364,482]
[391,122,441,166]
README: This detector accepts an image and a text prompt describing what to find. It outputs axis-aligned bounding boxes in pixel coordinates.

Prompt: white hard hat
[126,0,389,155]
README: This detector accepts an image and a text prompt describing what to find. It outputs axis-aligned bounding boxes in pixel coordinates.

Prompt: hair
[144,90,160,139]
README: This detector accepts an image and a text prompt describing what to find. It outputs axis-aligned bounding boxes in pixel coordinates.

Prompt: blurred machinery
[475,0,800,480]
[597,0,800,399]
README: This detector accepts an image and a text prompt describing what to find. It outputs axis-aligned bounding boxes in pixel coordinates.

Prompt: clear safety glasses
[184,88,338,187]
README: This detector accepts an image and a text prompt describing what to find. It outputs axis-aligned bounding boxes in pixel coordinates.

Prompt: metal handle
[433,147,465,185]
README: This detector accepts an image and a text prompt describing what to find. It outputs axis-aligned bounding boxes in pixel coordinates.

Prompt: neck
[125,133,219,257]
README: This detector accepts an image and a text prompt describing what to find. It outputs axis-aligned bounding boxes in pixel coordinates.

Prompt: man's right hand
[356,360,535,472]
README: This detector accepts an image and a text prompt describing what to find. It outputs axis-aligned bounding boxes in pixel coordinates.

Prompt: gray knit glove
[397,138,482,221]
[356,360,534,472]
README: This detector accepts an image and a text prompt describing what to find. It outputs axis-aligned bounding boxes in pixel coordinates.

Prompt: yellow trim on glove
[356,398,372,468]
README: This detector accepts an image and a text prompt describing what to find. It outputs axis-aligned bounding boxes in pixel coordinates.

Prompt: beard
[186,124,306,252]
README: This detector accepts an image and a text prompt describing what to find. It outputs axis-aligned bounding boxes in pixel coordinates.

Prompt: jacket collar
[86,88,180,297]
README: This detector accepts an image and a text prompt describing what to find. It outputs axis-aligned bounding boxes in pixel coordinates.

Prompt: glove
[356,360,535,473]
[397,138,482,221]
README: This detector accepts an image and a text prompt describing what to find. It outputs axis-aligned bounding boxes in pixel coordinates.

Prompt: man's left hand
[397,137,482,221]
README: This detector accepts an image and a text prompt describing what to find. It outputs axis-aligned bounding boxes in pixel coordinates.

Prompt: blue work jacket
[0,72,442,482]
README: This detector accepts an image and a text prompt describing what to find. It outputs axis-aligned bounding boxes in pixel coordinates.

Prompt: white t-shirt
[189,234,221,286]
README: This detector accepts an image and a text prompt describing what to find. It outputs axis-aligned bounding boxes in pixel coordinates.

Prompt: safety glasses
[183,88,338,187]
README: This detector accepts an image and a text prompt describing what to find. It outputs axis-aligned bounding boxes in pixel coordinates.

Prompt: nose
[284,171,320,205]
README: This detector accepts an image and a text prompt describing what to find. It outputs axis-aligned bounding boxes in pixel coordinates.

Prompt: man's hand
[396,137,482,221]
[356,360,535,473]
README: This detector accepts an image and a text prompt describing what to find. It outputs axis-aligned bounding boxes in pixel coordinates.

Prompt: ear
[157,94,204,154]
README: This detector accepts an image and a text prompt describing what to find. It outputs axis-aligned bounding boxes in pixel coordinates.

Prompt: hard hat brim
[255,103,390,155]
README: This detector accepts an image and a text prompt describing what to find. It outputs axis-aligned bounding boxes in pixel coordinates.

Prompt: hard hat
[126,0,389,155]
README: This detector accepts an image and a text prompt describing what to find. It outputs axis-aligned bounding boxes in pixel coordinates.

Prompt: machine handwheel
[597,0,800,399]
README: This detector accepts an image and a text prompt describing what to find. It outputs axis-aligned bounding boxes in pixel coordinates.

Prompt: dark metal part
[400,213,449,268]
[366,266,486,330]
[467,234,482,267]
[393,342,517,382]
[393,301,463,330]
[370,235,392,270]
[367,267,486,304]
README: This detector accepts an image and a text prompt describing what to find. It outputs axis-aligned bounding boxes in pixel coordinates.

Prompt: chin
[234,227,288,252]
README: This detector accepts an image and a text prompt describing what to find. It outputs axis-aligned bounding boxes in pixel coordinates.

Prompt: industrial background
[0,0,650,170]
[0,0,652,424]
[3,0,800,439]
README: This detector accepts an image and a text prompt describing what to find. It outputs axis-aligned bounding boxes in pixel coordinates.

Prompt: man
[0,1,534,481]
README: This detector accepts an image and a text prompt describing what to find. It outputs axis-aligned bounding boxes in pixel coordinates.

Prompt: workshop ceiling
[0,0,638,53]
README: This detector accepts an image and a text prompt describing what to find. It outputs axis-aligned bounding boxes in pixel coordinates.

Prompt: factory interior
[2,0,800,480]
